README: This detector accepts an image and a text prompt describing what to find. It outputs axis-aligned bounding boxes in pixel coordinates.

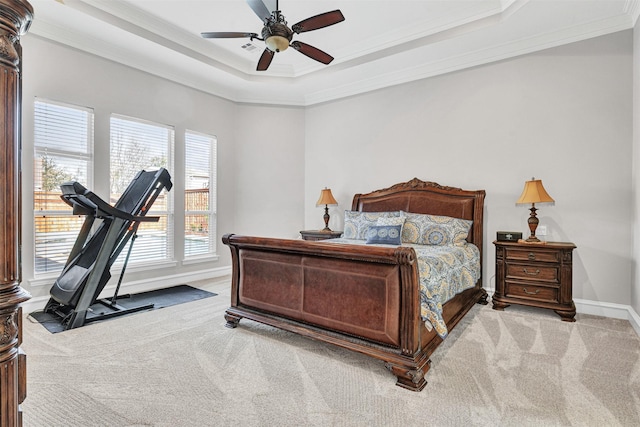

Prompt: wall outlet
[537,225,547,236]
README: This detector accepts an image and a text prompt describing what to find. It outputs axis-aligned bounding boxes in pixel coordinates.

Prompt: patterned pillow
[343,211,404,240]
[365,225,403,245]
[401,212,472,246]
[377,215,406,227]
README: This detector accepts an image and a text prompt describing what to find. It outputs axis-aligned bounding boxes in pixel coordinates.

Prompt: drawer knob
[523,287,540,295]
[528,252,536,260]
[523,268,540,276]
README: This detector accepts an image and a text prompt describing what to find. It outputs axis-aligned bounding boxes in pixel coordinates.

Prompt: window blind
[110,115,174,265]
[33,99,94,274]
[184,131,217,257]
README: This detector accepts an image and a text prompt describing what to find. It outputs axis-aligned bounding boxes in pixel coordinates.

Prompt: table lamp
[516,177,554,242]
[316,188,338,231]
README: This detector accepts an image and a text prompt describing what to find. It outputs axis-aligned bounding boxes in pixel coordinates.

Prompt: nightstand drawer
[506,263,558,283]
[505,282,559,303]
[505,248,558,263]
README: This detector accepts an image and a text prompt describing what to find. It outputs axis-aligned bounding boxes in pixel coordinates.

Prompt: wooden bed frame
[222,178,487,391]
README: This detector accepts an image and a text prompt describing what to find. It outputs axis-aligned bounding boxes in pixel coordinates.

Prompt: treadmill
[43,168,173,330]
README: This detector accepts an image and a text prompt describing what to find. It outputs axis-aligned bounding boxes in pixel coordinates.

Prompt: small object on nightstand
[300,230,343,241]
[493,240,576,321]
[496,231,522,242]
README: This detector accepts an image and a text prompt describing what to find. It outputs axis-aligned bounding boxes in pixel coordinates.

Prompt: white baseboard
[22,266,232,313]
[574,298,640,337]
[485,288,640,337]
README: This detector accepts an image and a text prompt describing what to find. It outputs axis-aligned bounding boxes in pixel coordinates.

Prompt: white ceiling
[29,0,640,106]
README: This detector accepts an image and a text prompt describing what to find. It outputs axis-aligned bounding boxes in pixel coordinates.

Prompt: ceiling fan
[201,0,345,71]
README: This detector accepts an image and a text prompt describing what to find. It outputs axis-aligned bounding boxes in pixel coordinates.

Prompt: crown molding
[625,0,640,26]
[303,13,634,106]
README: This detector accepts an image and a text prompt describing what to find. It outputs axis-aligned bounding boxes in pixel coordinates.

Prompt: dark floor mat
[29,285,217,333]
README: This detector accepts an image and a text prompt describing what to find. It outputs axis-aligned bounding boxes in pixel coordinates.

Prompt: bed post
[472,190,488,304]
[222,234,243,328]
[384,246,430,391]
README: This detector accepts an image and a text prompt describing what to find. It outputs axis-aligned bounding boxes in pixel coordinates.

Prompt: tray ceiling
[29,0,640,106]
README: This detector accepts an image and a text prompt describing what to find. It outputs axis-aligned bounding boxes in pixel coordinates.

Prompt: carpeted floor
[21,280,640,426]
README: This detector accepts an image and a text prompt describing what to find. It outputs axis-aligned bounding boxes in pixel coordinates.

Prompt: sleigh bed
[222,178,487,391]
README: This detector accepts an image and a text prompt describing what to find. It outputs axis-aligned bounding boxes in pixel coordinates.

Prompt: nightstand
[300,230,343,241]
[493,240,577,321]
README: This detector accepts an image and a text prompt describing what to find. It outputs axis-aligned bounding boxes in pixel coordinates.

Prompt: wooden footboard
[222,234,486,391]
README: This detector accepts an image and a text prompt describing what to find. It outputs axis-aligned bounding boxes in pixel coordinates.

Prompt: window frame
[109,113,176,267]
[184,130,217,259]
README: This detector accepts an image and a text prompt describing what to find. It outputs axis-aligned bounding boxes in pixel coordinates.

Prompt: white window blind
[34,99,94,274]
[110,115,174,265]
[184,131,217,257]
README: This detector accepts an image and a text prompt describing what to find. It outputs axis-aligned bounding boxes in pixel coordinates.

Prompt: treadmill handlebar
[60,181,160,222]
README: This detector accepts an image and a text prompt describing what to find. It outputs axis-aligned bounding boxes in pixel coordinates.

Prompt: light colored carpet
[22,280,640,426]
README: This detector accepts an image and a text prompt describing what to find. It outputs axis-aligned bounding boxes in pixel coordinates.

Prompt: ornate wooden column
[0,1,33,425]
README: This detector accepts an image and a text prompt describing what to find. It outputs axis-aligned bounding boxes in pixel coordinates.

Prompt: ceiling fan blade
[292,10,345,34]
[290,41,334,65]
[246,0,273,22]
[201,32,258,39]
[266,0,278,13]
[256,48,275,71]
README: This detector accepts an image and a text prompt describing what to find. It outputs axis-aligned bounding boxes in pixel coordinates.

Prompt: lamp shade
[516,179,555,205]
[316,188,338,206]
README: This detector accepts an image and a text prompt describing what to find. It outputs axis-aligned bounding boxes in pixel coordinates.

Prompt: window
[33,99,94,274]
[110,115,174,264]
[184,131,217,257]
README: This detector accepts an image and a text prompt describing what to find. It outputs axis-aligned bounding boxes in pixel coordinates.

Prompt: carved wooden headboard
[351,178,486,267]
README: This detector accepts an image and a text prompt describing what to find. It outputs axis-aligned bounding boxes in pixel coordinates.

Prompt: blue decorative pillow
[365,224,403,245]
[343,211,404,240]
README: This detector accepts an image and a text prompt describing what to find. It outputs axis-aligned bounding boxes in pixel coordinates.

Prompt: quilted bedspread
[328,238,480,338]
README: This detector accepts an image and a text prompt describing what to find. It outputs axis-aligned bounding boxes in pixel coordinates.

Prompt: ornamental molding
[0,309,18,346]
[0,30,18,65]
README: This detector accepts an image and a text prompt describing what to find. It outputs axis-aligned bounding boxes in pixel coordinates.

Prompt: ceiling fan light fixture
[202,2,344,71]
[265,35,289,52]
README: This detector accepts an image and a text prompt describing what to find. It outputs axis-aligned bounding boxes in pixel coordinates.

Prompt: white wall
[633,20,640,315]
[233,104,305,239]
[305,31,633,305]
[20,35,305,305]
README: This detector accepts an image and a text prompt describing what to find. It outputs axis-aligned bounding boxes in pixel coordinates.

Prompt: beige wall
[305,31,633,305]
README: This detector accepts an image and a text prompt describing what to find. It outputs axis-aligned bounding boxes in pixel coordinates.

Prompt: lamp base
[525,205,541,243]
[322,205,331,232]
